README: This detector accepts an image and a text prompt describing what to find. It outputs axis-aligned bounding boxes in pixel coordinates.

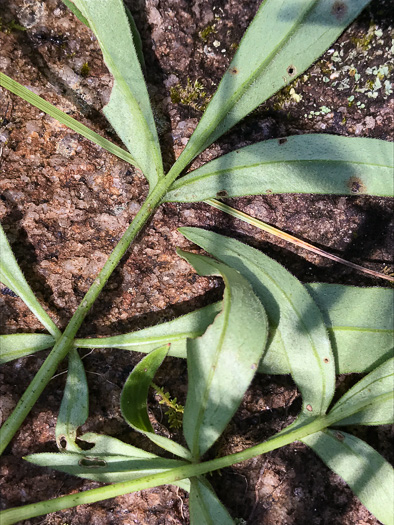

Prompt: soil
[0,0,393,524]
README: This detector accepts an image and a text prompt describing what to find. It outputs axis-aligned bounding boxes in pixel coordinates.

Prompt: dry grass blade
[206,199,394,283]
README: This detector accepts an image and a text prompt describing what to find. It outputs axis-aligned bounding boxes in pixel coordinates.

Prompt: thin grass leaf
[171,0,372,176]
[166,135,393,202]
[0,223,60,339]
[55,349,89,452]
[302,429,394,525]
[0,334,55,364]
[75,302,221,357]
[0,73,137,168]
[25,432,190,489]
[179,227,335,417]
[120,345,192,460]
[307,284,394,374]
[328,357,394,426]
[179,250,268,459]
[189,477,235,525]
[61,0,89,26]
[72,0,163,187]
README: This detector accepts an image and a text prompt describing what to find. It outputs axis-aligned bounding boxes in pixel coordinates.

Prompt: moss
[170,78,209,111]
[350,25,375,51]
[80,62,90,78]
[199,23,216,42]
[0,18,26,33]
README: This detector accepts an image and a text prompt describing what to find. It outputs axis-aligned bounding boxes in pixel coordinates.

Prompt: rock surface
[0,0,393,523]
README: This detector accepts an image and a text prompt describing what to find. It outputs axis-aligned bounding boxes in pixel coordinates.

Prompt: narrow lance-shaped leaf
[328,357,394,426]
[180,227,335,417]
[302,430,394,525]
[179,250,268,459]
[26,432,190,491]
[0,334,55,365]
[0,223,61,339]
[120,345,192,460]
[55,348,89,452]
[75,302,221,358]
[189,477,235,525]
[165,135,394,202]
[171,0,372,176]
[72,0,163,187]
[306,284,394,374]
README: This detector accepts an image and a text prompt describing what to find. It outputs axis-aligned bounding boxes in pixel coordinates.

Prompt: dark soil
[0,0,393,524]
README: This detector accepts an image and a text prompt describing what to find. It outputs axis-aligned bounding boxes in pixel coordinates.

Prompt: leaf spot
[348,176,366,194]
[230,67,239,75]
[323,357,330,363]
[266,189,273,194]
[278,138,287,145]
[335,431,345,441]
[216,189,229,198]
[251,363,257,370]
[306,404,313,412]
[78,457,107,468]
[287,65,296,77]
[331,1,348,21]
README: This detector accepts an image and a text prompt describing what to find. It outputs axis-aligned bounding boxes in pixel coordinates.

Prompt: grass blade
[179,250,268,459]
[328,357,394,426]
[55,349,89,452]
[166,135,393,201]
[120,345,192,460]
[73,0,163,187]
[170,0,372,176]
[0,73,137,168]
[189,477,235,525]
[302,429,394,525]
[0,334,55,364]
[179,228,335,417]
[0,223,61,339]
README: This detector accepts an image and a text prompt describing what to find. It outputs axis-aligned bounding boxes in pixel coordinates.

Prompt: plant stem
[0,175,179,455]
[0,415,332,524]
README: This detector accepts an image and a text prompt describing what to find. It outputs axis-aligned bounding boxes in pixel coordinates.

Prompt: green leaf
[120,346,192,460]
[179,227,335,417]
[171,0,372,176]
[0,223,61,339]
[62,1,146,71]
[0,73,138,168]
[328,357,394,426]
[306,284,394,374]
[75,284,393,376]
[75,302,221,357]
[165,135,393,202]
[179,250,268,459]
[55,349,89,452]
[302,429,394,525]
[25,431,191,490]
[0,334,55,364]
[72,0,163,187]
[189,477,235,525]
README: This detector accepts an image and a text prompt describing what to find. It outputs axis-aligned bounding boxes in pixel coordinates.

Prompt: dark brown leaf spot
[79,457,107,468]
[323,357,330,363]
[348,176,366,194]
[266,189,273,194]
[230,67,239,75]
[216,189,229,198]
[332,1,348,20]
[278,138,287,145]
[287,65,296,77]
[335,431,345,441]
